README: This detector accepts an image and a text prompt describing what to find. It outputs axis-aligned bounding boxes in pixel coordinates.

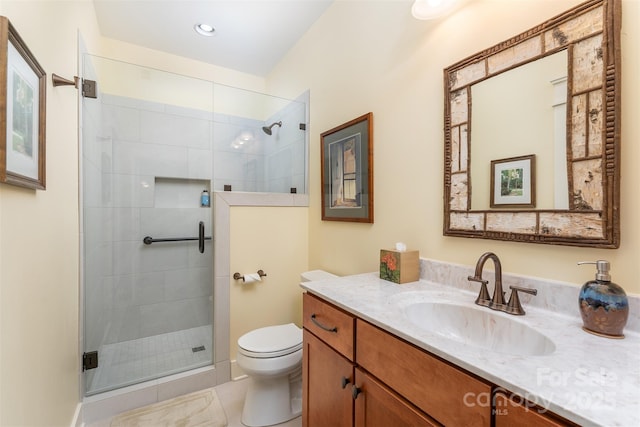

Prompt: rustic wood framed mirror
[443,0,621,248]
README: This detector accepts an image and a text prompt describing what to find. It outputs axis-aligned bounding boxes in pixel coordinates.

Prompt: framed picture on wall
[490,154,535,208]
[0,16,47,190]
[320,112,373,223]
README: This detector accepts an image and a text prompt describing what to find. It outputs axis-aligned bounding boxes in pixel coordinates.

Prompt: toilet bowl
[236,270,338,427]
[236,323,303,427]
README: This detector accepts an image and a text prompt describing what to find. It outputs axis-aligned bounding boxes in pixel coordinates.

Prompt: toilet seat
[238,323,302,358]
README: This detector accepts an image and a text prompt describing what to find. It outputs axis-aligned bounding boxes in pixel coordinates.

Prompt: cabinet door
[494,392,578,427]
[303,330,354,427]
[354,368,440,427]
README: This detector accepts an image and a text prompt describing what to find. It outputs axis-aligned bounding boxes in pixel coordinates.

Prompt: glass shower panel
[81,55,215,395]
[212,84,307,193]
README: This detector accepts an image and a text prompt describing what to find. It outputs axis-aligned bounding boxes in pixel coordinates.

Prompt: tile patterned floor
[85,377,302,427]
[87,325,212,395]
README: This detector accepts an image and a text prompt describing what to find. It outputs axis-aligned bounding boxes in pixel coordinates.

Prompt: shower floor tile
[87,325,212,395]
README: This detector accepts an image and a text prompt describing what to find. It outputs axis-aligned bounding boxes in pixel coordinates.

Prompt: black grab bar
[143,221,211,254]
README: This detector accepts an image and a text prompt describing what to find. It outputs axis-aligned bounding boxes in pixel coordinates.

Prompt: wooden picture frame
[490,155,536,208]
[321,112,373,223]
[0,16,46,190]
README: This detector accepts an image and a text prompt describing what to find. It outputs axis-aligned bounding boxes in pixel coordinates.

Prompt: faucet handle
[510,285,537,295]
[467,275,488,285]
[468,275,491,306]
[505,286,538,315]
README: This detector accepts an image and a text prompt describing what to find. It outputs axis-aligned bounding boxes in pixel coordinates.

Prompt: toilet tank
[300,270,338,282]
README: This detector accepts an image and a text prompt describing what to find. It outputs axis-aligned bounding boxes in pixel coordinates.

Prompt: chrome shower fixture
[262,121,282,135]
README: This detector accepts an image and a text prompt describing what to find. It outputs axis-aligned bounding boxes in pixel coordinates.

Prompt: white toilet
[236,270,338,427]
[237,323,303,427]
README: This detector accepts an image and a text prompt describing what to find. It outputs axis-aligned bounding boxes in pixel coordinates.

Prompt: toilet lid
[238,323,303,358]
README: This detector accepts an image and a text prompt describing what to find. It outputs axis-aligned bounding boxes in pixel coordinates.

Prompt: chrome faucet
[467,252,537,315]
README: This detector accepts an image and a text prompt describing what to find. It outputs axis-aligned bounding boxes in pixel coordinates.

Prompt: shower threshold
[86,324,212,396]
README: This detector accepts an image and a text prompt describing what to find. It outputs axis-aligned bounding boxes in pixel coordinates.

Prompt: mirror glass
[471,50,568,210]
[443,0,620,248]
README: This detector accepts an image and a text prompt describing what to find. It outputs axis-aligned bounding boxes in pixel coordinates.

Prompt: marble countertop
[300,272,640,427]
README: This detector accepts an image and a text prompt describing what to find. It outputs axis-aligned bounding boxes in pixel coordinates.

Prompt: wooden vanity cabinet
[303,292,482,426]
[494,392,578,427]
[302,293,356,427]
[303,292,579,427]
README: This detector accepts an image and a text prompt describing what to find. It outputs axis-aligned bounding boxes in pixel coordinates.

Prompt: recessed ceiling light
[194,23,216,37]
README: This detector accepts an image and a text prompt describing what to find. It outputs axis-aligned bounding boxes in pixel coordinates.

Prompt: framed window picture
[490,155,535,208]
[320,113,373,223]
[0,16,47,190]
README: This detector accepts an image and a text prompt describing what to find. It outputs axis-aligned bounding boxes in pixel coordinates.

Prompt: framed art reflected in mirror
[490,155,536,209]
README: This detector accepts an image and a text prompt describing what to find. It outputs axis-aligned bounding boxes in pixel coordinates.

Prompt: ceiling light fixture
[411,0,457,20]
[194,23,216,37]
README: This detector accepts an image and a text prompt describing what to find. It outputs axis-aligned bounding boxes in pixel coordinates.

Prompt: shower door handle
[199,221,205,254]
[142,223,211,251]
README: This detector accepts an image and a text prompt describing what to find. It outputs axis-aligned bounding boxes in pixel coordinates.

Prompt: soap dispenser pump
[577,260,628,338]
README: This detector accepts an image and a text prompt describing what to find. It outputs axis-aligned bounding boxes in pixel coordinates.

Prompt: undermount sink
[403,302,556,356]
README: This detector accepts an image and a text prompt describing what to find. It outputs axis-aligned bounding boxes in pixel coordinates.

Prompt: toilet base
[241,371,302,427]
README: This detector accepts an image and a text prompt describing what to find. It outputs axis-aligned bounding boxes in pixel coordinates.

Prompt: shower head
[262,121,282,135]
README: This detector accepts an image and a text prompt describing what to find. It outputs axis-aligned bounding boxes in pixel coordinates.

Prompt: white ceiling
[92,0,334,77]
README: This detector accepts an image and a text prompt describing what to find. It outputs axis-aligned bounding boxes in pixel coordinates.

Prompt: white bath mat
[110,388,227,427]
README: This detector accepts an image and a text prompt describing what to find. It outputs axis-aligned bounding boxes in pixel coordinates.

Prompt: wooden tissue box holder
[379,249,420,284]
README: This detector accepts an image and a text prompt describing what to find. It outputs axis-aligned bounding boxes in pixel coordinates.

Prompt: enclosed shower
[81,54,307,396]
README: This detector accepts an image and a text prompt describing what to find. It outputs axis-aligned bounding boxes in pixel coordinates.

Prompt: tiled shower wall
[84,93,215,354]
[262,99,307,193]
[213,97,307,193]
[83,91,306,355]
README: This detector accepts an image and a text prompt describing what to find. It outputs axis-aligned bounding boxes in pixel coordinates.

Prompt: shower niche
[81,54,309,395]
[154,178,211,208]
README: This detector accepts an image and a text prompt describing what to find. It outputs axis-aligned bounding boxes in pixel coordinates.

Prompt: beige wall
[0,1,101,425]
[268,0,640,294]
[229,206,308,378]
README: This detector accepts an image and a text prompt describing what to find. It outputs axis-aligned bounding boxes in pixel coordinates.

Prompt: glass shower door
[81,55,215,395]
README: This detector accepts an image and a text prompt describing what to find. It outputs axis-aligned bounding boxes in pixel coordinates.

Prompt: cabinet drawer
[303,293,355,360]
[356,319,492,426]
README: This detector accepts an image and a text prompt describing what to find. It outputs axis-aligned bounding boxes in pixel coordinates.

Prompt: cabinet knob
[341,376,351,389]
[352,385,362,399]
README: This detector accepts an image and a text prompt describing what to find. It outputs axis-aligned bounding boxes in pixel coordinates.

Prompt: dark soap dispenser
[577,260,628,339]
